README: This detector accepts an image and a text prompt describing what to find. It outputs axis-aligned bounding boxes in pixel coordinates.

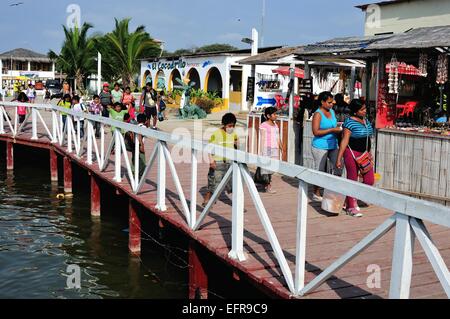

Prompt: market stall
[298,26,450,205]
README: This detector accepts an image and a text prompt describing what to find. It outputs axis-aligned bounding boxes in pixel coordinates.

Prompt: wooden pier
[1,106,449,299]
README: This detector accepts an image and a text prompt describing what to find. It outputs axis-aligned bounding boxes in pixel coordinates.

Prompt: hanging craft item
[436,53,448,85]
[387,55,399,94]
[418,53,428,77]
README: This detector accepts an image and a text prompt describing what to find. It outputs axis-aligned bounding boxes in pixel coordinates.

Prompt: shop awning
[272,66,304,78]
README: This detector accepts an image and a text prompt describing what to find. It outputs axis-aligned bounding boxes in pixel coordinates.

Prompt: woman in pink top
[259,107,283,194]
[15,92,29,123]
[121,86,135,106]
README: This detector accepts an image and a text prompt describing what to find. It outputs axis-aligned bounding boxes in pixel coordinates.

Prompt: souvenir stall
[246,65,304,162]
[374,49,450,205]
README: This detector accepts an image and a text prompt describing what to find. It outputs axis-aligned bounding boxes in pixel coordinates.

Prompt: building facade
[358,0,450,36]
[140,48,281,112]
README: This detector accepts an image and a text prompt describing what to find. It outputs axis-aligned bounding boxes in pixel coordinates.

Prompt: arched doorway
[186,68,201,90]
[205,67,223,98]
[142,70,152,89]
[168,69,182,91]
[154,69,166,91]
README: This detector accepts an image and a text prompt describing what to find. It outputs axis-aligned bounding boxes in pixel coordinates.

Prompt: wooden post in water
[6,142,13,170]
[128,200,141,256]
[50,149,58,182]
[189,241,208,299]
[63,157,72,193]
[91,175,101,217]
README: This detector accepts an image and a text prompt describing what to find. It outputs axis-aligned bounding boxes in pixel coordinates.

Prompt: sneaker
[265,186,277,194]
[312,194,323,202]
[346,208,363,217]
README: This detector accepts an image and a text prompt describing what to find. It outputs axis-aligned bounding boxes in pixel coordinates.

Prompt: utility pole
[97,52,102,94]
[261,0,266,47]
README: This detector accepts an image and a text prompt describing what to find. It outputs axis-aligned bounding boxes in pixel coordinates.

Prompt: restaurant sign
[148,59,187,71]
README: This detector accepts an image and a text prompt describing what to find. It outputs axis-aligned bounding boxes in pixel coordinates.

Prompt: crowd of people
[8,81,374,217]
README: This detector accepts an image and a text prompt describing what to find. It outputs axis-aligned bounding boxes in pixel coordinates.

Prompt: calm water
[0,145,187,299]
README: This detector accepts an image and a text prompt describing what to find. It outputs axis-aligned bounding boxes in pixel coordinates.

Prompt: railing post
[389,213,414,299]
[190,149,198,229]
[67,116,72,153]
[31,107,37,140]
[129,199,141,256]
[6,141,13,170]
[189,240,209,299]
[91,174,101,217]
[50,148,58,182]
[295,180,308,294]
[114,130,122,182]
[51,111,58,143]
[228,161,246,261]
[87,121,93,165]
[0,107,4,134]
[156,141,167,211]
[63,157,72,194]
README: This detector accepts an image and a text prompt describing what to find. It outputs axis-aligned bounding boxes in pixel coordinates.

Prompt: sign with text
[298,78,313,94]
[246,76,255,102]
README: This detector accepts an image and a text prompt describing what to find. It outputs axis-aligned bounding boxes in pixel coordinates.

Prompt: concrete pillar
[63,157,72,193]
[128,200,141,256]
[189,241,208,299]
[50,149,58,182]
[91,175,101,217]
[6,141,13,170]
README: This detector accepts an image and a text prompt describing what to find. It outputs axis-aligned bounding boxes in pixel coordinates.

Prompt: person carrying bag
[336,99,375,217]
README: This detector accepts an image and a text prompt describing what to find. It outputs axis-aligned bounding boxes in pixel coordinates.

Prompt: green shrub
[195,97,215,114]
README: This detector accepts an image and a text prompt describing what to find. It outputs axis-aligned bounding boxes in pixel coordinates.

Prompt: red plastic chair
[275,95,285,109]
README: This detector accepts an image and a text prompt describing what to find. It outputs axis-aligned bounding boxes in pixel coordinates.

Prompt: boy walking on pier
[202,113,238,207]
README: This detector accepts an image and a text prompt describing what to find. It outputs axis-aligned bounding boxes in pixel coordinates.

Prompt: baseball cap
[103,83,110,87]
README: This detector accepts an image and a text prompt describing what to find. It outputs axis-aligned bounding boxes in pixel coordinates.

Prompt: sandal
[345,208,363,218]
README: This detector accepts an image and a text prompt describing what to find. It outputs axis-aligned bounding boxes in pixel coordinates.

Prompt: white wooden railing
[1,101,450,299]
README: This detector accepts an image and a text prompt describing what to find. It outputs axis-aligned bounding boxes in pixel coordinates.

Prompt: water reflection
[0,155,187,299]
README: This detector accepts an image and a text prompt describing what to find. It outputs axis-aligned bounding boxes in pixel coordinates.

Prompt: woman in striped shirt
[336,99,375,217]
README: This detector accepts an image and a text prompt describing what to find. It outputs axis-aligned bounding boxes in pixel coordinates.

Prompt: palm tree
[96,18,161,89]
[48,23,97,94]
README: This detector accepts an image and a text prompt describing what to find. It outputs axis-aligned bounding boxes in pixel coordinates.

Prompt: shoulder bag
[348,120,374,175]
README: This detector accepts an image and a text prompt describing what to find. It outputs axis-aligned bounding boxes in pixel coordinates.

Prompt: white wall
[140,54,252,111]
[364,0,450,35]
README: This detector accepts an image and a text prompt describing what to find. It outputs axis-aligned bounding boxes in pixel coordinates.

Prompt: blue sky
[0,0,366,54]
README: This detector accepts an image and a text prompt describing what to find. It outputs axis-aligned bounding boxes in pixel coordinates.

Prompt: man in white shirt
[72,95,86,139]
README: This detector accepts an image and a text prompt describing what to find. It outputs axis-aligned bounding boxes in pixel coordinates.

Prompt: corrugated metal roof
[298,35,393,56]
[0,48,51,62]
[368,25,450,49]
[238,46,303,65]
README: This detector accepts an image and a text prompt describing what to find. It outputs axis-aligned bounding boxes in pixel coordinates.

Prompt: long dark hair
[349,99,365,116]
[17,92,29,103]
[261,107,277,124]
[318,91,333,105]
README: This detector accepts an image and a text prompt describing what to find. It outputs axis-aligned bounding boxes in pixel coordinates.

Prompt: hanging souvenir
[388,55,399,94]
[436,53,448,85]
[419,53,428,76]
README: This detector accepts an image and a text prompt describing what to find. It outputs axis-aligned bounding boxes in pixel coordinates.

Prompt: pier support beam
[189,241,208,299]
[128,200,141,256]
[91,175,101,217]
[50,149,58,182]
[6,142,13,170]
[63,157,72,193]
